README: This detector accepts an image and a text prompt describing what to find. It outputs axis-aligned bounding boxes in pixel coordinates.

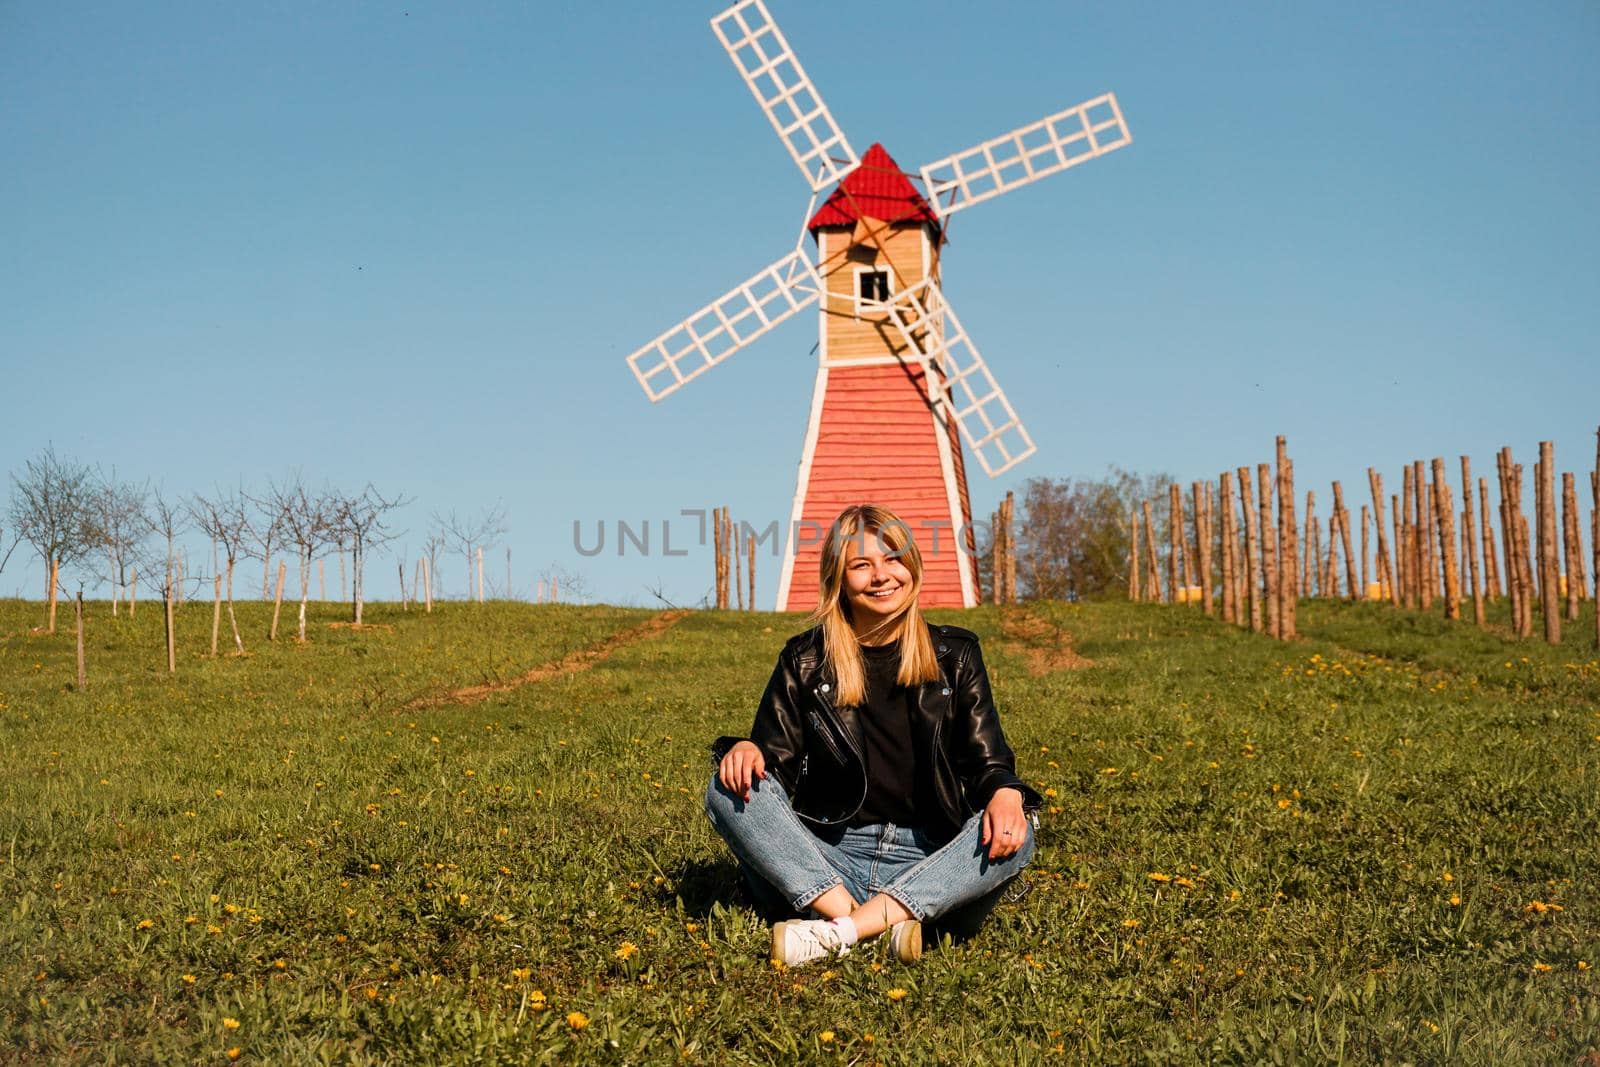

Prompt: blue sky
[3,1,1596,607]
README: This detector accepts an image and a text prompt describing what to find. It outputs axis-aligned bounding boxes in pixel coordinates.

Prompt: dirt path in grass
[1000,606,1094,674]
[406,609,690,709]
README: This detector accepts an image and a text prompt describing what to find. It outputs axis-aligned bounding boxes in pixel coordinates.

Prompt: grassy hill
[2,597,1596,1063]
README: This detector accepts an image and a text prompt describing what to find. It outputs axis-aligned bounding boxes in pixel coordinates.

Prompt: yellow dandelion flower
[614,941,639,961]
[181,974,197,985]
[1044,788,1058,798]
[1148,872,1171,883]
[819,1029,835,1043]
[566,1011,589,1030]
[1121,918,1140,928]
[226,1049,241,1061]
[137,919,154,929]
[1532,961,1552,973]
[886,988,908,1001]
[222,1017,240,1030]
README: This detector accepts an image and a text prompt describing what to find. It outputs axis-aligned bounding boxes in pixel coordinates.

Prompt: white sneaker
[888,919,922,963]
[770,919,853,968]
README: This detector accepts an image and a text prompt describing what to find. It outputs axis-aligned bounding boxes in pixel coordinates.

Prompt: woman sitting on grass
[705,503,1040,967]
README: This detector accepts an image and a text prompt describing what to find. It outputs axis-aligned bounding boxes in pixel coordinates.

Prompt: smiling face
[842,528,914,639]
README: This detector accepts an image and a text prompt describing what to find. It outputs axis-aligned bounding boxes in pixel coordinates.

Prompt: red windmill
[624,0,1132,609]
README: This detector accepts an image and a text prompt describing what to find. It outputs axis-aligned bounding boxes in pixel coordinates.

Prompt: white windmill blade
[626,250,821,402]
[710,0,858,192]
[919,92,1131,217]
[875,280,1037,477]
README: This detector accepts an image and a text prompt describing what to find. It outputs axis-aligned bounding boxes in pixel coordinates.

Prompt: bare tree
[538,562,589,604]
[96,473,149,617]
[189,487,251,653]
[135,489,198,673]
[245,493,285,601]
[0,514,23,577]
[8,445,102,632]
[264,479,335,642]
[421,531,447,599]
[432,505,506,602]
[328,485,410,624]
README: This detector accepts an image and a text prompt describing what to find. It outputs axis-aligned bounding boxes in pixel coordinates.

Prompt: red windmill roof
[807,143,939,232]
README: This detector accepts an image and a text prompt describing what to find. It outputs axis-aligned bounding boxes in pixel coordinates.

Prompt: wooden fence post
[1360,505,1371,598]
[1258,464,1278,637]
[1194,481,1213,615]
[747,524,756,611]
[1400,465,1417,608]
[1477,477,1500,601]
[1218,472,1234,623]
[1460,457,1484,625]
[1331,481,1356,600]
[423,558,433,613]
[164,581,177,674]
[1301,490,1317,598]
[1431,458,1460,620]
[1367,471,1395,606]
[1497,449,1518,628]
[75,591,87,692]
[734,520,744,611]
[1411,461,1432,610]
[270,560,287,642]
[1142,500,1162,603]
[1237,467,1262,632]
[1168,485,1182,605]
[1128,504,1140,602]
[1562,471,1584,618]
[1003,491,1017,604]
[1592,425,1599,649]
[1277,441,1297,639]
[1508,455,1535,638]
[1538,442,1561,643]
[211,573,222,656]
[48,557,59,634]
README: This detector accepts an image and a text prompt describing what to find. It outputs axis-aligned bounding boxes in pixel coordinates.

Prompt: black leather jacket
[713,622,1041,844]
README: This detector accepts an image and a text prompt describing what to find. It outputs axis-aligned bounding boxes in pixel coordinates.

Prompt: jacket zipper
[810,684,868,822]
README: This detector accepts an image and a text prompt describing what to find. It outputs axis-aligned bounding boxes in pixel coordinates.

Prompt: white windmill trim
[929,362,979,608]
[710,0,859,193]
[919,92,1132,217]
[776,361,830,612]
[819,355,910,369]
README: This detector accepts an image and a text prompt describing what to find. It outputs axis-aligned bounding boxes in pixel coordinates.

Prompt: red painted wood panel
[783,363,973,611]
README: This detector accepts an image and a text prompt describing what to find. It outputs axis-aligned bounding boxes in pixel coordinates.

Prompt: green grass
[1,595,1597,1063]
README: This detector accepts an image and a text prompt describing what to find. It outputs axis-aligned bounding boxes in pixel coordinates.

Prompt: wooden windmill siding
[778,145,976,611]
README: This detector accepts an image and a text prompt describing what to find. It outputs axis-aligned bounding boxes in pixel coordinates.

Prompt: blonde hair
[806,504,941,707]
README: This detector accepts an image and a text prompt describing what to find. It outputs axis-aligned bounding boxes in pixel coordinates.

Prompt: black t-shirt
[848,641,927,827]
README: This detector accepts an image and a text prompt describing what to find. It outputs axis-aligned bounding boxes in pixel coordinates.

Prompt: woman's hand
[718,740,767,801]
[980,787,1028,860]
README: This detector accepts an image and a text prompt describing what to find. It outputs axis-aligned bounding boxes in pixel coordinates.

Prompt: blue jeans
[703,772,1033,924]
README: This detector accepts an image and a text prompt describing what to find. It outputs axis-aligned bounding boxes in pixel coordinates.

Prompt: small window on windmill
[854,267,890,315]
